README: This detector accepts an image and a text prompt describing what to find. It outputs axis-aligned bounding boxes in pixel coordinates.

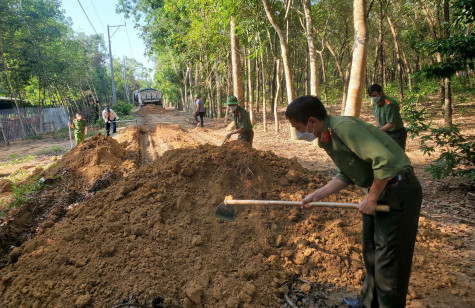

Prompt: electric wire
[124,18,135,60]
[77,0,98,35]
[89,0,106,35]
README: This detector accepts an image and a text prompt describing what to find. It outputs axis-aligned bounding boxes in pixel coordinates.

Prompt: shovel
[215,199,390,221]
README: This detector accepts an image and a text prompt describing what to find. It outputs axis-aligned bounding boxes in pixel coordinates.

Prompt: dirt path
[0,105,473,308]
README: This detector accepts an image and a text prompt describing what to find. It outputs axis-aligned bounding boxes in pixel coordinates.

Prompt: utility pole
[107,24,125,105]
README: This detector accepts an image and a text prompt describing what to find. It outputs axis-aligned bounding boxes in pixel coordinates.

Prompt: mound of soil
[136,104,170,116]
[48,134,139,191]
[0,142,365,307]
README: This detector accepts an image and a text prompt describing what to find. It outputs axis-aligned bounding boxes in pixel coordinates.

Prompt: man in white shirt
[102,107,119,136]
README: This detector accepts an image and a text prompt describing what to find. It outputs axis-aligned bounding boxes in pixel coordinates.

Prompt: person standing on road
[102,107,119,136]
[193,96,205,127]
[285,96,422,308]
[368,84,407,150]
[68,112,88,145]
[223,95,254,146]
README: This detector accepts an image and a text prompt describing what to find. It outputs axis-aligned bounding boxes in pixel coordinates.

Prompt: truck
[136,88,162,106]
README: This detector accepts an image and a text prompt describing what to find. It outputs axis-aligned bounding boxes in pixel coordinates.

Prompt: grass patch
[0,179,44,216]
[0,154,35,167]
[34,146,65,156]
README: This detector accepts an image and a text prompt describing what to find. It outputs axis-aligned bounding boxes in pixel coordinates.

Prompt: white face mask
[296,121,316,142]
[230,105,238,112]
[370,96,381,104]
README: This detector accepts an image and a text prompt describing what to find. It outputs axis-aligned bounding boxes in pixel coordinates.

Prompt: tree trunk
[255,56,260,113]
[377,0,386,87]
[421,2,445,106]
[262,55,267,132]
[274,59,281,133]
[387,15,404,101]
[262,0,296,139]
[230,17,244,102]
[443,0,452,126]
[341,52,353,115]
[318,50,328,101]
[344,0,368,117]
[303,0,319,96]
[216,70,222,118]
[247,49,254,123]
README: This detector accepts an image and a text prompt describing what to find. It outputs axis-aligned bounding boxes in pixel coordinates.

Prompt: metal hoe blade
[215,203,235,221]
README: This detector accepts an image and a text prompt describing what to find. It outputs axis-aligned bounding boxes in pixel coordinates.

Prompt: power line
[77,0,98,35]
[124,19,135,60]
[89,0,106,34]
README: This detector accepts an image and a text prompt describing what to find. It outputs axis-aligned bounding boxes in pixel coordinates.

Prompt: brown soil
[0,104,473,308]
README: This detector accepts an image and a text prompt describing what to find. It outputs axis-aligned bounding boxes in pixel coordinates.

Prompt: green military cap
[225,95,240,105]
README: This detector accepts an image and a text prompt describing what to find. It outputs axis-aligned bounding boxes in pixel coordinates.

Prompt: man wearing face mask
[368,84,407,150]
[286,96,422,308]
[68,112,88,145]
[223,95,254,146]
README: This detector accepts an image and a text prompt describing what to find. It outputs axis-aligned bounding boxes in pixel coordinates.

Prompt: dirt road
[0,105,473,307]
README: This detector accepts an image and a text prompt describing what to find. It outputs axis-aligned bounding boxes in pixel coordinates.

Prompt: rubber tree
[344,0,368,117]
[261,0,296,139]
[302,0,319,96]
[230,17,244,102]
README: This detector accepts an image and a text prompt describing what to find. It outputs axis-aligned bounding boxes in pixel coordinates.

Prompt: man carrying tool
[223,95,254,146]
[193,95,205,127]
[285,96,422,308]
[68,112,88,145]
[102,107,119,136]
[368,84,407,150]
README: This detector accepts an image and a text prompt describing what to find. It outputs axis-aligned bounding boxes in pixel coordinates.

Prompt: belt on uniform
[387,169,416,185]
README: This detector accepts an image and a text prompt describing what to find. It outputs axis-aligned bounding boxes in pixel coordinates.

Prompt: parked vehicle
[137,89,162,106]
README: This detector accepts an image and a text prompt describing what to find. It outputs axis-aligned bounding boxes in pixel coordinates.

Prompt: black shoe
[343,297,365,308]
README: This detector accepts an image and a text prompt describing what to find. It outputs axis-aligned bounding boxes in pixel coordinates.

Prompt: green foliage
[0,155,35,167]
[422,126,475,182]
[402,95,474,182]
[34,146,65,156]
[114,101,134,117]
[416,0,475,79]
[28,133,44,140]
[2,177,45,214]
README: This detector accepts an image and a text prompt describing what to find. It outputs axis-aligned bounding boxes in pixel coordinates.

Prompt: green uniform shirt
[72,119,86,134]
[318,116,412,188]
[233,106,253,131]
[373,95,404,132]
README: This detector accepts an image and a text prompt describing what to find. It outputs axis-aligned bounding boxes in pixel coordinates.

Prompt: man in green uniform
[285,96,422,308]
[368,84,407,150]
[224,95,254,146]
[68,112,88,145]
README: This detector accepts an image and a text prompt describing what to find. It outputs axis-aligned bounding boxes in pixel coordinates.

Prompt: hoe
[215,199,390,221]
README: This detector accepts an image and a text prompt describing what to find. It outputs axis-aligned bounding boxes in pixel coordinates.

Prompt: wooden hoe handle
[223,200,390,212]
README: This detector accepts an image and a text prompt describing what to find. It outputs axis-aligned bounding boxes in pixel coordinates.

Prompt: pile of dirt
[48,134,140,191]
[0,142,365,307]
[2,140,471,307]
[136,104,170,116]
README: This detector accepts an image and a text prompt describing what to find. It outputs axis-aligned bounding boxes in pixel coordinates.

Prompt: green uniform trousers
[386,128,407,151]
[74,132,85,144]
[361,175,422,308]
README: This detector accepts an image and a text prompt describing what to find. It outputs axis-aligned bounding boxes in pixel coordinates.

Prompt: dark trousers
[386,128,407,151]
[361,175,422,308]
[105,120,116,136]
[194,112,205,127]
[237,129,254,146]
